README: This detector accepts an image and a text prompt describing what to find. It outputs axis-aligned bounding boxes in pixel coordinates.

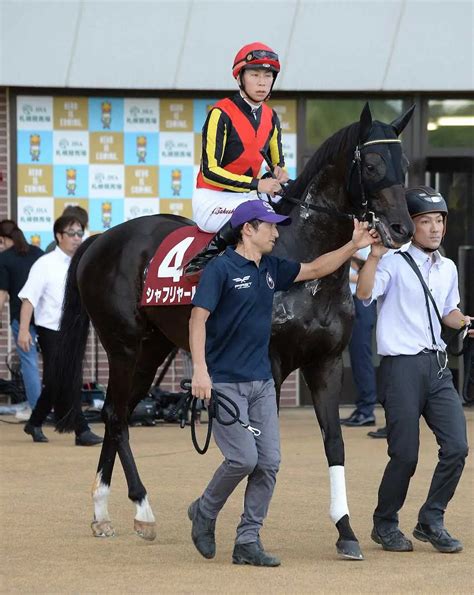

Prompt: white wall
[1,0,473,91]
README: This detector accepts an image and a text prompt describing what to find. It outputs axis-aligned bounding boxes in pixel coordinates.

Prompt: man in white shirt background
[18,214,102,446]
[357,186,472,555]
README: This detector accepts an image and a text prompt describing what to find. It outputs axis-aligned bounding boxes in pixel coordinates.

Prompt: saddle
[141,225,213,307]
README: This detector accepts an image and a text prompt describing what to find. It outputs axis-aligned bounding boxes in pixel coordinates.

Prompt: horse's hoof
[91,520,115,538]
[336,539,364,560]
[134,519,157,541]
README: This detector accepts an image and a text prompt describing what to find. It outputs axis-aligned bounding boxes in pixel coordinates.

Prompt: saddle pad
[141,225,213,306]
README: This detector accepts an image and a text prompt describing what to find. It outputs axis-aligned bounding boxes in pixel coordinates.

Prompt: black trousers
[374,351,468,533]
[29,326,89,436]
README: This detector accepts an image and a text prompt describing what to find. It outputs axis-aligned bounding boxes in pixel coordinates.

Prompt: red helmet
[232,42,280,79]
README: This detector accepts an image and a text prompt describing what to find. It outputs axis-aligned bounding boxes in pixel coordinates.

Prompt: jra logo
[233,275,252,289]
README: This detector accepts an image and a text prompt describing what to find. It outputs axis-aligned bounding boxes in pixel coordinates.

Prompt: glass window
[305,99,403,147]
[427,99,474,148]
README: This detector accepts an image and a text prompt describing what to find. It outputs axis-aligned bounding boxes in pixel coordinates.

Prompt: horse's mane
[277,121,360,213]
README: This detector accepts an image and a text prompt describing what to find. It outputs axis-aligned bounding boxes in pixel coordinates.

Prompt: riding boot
[185,221,234,276]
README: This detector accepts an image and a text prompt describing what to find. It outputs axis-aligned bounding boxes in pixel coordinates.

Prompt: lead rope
[175,380,261,455]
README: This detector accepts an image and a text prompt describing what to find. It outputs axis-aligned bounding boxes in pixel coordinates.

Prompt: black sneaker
[187,499,216,559]
[344,412,375,427]
[75,430,103,446]
[413,523,463,553]
[371,526,413,552]
[232,541,281,567]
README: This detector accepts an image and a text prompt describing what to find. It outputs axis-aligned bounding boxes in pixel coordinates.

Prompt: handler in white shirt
[357,187,472,555]
[18,214,102,446]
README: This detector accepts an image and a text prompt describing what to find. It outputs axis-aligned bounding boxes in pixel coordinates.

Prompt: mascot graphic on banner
[171,169,182,196]
[30,134,41,162]
[102,201,112,229]
[66,168,77,195]
[136,136,147,163]
[101,101,112,129]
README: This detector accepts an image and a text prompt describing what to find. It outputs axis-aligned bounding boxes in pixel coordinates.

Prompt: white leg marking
[92,471,111,522]
[329,465,350,524]
[135,496,155,523]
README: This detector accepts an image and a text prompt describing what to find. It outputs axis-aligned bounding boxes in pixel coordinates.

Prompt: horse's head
[347,103,415,248]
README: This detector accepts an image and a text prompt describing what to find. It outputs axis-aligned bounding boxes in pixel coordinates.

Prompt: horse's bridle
[348,138,402,225]
[265,138,403,227]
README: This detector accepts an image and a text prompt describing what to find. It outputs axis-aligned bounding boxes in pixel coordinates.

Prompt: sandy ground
[1,407,473,594]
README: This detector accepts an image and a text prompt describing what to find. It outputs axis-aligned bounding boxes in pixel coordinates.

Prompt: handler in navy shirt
[188,199,377,566]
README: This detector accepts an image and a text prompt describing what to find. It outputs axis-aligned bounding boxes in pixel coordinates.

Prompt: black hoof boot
[336,539,364,560]
[336,514,364,560]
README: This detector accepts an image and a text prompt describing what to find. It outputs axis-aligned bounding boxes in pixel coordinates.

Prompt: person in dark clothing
[188,199,377,566]
[17,215,102,446]
[0,220,43,418]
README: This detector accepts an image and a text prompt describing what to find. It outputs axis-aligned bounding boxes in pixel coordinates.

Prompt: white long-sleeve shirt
[18,247,71,331]
[364,245,459,356]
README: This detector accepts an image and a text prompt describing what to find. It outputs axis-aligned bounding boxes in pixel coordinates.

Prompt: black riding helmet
[406,186,448,218]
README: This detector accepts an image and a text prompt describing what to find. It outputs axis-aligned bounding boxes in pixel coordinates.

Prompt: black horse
[53,103,414,559]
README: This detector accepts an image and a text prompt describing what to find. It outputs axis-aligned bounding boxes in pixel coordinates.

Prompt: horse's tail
[53,235,99,433]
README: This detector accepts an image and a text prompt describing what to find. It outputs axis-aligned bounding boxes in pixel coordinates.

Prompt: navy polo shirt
[192,247,300,383]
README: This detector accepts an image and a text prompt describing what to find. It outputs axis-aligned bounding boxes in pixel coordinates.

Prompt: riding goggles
[236,50,279,66]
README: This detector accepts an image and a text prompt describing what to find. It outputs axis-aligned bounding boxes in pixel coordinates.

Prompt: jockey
[187,42,288,275]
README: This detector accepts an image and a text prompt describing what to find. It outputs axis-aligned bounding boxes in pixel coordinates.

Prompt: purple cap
[230,200,291,228]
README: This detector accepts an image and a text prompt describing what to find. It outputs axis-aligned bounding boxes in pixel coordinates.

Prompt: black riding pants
[374,351,468,533]
[29,326,89,435]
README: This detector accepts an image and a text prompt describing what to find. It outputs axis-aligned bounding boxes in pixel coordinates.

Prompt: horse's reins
[174,380,261,455]
[260,138,402,228]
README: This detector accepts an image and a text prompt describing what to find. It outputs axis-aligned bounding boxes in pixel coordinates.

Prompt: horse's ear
[359,102,372,142]
[391,104,416,136]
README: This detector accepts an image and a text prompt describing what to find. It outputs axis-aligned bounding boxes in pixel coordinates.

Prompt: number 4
[157,236,195,282]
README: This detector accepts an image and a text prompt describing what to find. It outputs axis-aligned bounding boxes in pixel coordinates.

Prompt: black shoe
[75,430,103,446]
[371,526,413,552]
[413,523,463,553]
[24,422,49,443]
[187,499,216,559]
[184,222,234,276]
[340,410,358,425]
[232,541,281,567]
[368,426,387,439]
[344,412,375,427]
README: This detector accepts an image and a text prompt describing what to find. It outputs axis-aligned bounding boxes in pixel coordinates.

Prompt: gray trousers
[374,352,468,533]
[199,379,280,545]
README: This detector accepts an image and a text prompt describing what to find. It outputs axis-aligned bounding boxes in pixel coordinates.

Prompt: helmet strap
[238,70,277,103]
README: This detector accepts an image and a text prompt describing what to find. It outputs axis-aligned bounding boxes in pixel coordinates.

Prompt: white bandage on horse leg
[92,471,111,522]
[135,496,156,523]
[329,465,350,524]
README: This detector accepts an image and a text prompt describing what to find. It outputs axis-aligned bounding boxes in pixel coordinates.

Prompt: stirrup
[184,251,220,276]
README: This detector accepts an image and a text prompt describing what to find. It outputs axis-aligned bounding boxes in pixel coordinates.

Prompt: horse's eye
[366,164,374,172]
